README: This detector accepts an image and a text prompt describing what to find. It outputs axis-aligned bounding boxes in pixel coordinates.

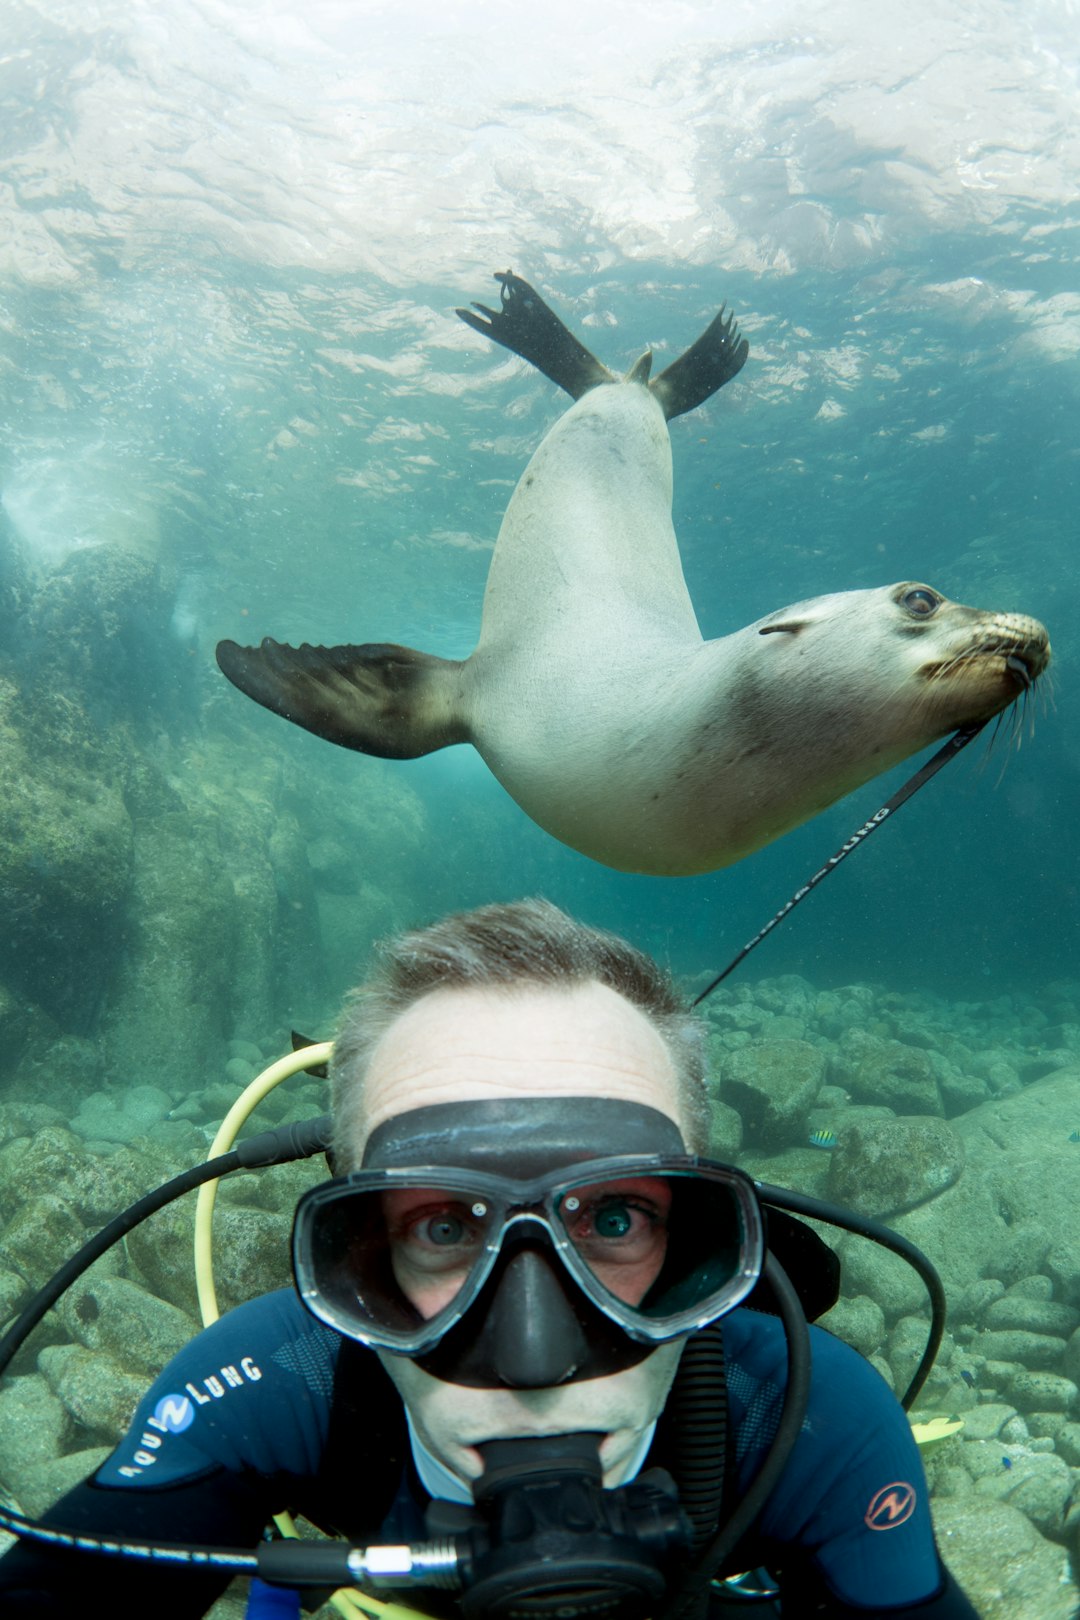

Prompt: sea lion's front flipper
[457,271,615,400]
[215,638,469,759]
[650,306,749,420]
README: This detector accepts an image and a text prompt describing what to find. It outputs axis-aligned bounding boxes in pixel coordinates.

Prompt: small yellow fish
[808,1128,838,1149]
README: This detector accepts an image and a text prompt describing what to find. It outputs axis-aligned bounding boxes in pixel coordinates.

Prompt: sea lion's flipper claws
[650,304,749,420]
[215,638,469,759]
[456,271,615,400]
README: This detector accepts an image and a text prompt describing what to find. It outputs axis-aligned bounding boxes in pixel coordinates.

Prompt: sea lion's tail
[456,271,748,420]
[215,638,469,758]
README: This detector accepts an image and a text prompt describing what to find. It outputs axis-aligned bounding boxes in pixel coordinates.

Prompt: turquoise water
[1,7,1080,1613]
[2,2,1075,1014]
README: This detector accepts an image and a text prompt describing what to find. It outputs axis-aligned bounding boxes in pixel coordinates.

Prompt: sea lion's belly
[466,636,840,876]
[477,384,702,656]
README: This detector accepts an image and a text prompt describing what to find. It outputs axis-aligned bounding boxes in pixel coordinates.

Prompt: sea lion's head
[755,581,1050,740]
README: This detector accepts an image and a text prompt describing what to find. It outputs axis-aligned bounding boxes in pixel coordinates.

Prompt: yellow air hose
[193,1043,430,1620]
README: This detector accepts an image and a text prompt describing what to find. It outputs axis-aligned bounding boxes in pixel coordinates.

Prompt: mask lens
[294,1160,762,1350]
[296,1180,501,1346]
[556,1169,756,1327]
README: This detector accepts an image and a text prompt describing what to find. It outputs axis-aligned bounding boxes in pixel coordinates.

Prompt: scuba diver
[0,898,979,1619]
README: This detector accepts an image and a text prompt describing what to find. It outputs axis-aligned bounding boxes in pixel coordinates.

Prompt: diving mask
[292,1099,764,1368]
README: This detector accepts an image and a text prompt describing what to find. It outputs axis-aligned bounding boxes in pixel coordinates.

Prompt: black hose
[0,1152,241,1381]
[660,1253,811,1620]
[756,1182,946,1410]
[664,1323,729,1554]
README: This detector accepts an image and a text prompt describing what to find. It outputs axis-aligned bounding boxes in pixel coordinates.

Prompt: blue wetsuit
[0,1290,977,1618]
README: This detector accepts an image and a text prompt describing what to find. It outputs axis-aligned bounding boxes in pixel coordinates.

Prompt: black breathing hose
[757,1182,946,1410]
[661,1252,811,1620]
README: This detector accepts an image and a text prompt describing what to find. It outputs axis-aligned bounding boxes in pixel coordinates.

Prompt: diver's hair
[331,897,710,1169]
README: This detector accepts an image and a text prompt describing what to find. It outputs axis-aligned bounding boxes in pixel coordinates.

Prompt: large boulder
[717,1040,827,1148]
[826,1116,964,1218]
[0,676,133,1033]
[892,1073,1080,1303]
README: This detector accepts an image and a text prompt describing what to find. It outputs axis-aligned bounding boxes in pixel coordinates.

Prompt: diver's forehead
[355,980,685,1151]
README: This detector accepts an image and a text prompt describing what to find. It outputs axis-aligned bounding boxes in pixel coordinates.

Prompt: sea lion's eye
[900,587,940,618]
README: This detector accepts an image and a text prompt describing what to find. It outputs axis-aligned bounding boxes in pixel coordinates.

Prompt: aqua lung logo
[864,1482,917,1531]
[116,1357,262,1478]
[153,1393,195,1434]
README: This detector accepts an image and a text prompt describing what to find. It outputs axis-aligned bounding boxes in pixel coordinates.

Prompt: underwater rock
[817,1293,885,1359]
[125,1200,294,1319]
[68,1085,173,1146]
[223,1056,255,1089]
[959,1403,1024,1442]
[935,1063,992,1117]
[0,1193,91,1286]
[10,1445,112,1521]
[21,545,186,728]
[0,507,30,646]
[306,834,361,894]
[832,1235,930,1323]
[706,1096,743,1158]
[38,1343,146,1442]
[1000,1369,1078,1415]
[995,1224,1054,1290]
[59,1276,197,1379]
[931,1497,1075,1620]
[1017,1050,1076,1083]
[884,1313,936,1394]
[812,985,878,1040]
[888,1073,1080,1301]
[0,674,134,1032]
[837,1033,945,1116]
[952,1278,1007,1321]
[826,1116,964,1218]
[1042,1022,1080,1051]
[0,984,34,1080]
[97,804,250,1099]
[1056,1423,1080,1467]
[717,1040,826,1147]
[0,1375,71,1482]
[969,1049,1022,1093]
[985,1296,1079,1337]
[1066,1328,1080,1386]
[973,1331,1070,1370]
[96,737,335,1092]
[0,1267,28,1326]
[0,1126,148,1227]
[227,1038,265,1067]
[966,1440,1074,1535]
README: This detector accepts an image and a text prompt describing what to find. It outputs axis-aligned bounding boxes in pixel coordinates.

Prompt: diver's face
[354,980,690,1489]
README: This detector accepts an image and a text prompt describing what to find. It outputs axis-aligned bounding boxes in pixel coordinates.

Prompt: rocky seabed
[1,974,1079,1619]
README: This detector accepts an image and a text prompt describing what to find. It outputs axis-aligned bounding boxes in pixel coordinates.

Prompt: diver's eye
[900,587,941,618]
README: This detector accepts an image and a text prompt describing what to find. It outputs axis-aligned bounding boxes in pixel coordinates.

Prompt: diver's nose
[487,1248,593,1388]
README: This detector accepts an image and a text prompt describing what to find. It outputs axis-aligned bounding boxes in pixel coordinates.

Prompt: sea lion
[216,272,1050,877]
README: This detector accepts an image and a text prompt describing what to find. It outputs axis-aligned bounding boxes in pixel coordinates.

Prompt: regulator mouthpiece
[431,1432,691,1620]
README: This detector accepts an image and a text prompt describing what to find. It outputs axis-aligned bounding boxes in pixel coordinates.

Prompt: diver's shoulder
[188,1288,342,1365]
[723,1307,886,1385]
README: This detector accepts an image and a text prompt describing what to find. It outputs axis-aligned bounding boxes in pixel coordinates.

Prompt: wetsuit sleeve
[0,1468,269,1617]
[722,1314,977,1617]
[0,1290,340,1617]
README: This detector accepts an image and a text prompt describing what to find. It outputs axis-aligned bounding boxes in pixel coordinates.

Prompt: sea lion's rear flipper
[215,638,469,759]
[649,305,749,420]
[456,271,615,400]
